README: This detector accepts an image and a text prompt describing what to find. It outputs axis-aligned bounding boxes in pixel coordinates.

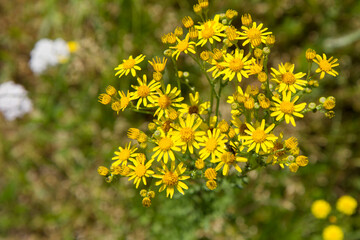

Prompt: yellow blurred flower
[311,200,331,219]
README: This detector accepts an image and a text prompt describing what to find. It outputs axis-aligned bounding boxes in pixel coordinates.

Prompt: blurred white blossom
[29,38,70,74]
[0,81,33,121]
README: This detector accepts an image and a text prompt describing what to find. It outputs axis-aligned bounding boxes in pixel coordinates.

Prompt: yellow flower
[127,128,141,140]
[311,200,331,219]
[128,154,155,188]
[271,63,307,93]
[212,151,247,176]
[114,54,145,78]
[173,114,205,154]
[97,166,109,176]
[271,91,307,127]
[313,53,339,79]
[148,57,167,72]
[207,59,226,78]
[179,92,209,116]
[238,22,272,48]
[131,75,160,109]
[142,197,151,207]
[241,13,252,27]
[322,225,343,240]
[242,119,278,153]
[206,180,217,190]
[336,195,358,215]
[225,26,240,42]
[153,161,190,198]
[220,49,251,82]
[195,159,205,169]
[204,168,217,180]
[306,48,316,61]
[112,142,138,166]
[98,93,111,105]
[196,15,226,47]
[182,16,194,28]
[225,9,238,20]
[117,90,134,112]
[67,41,79,53]
[149,84,184,119]
[152,129,183,164]
[198,128,227,161]
[170,34,196,60]
[106,85,116,96]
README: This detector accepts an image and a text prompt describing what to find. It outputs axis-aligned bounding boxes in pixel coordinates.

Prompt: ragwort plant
[97,0,338,207]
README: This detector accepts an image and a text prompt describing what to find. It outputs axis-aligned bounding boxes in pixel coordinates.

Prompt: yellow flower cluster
[311,196,358,240]
[97,1,338,204]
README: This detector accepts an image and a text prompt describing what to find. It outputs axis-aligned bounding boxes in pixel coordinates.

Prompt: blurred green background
[1,0,359,239]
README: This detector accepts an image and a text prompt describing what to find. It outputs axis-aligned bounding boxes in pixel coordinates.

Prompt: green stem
[215,80,226,120]
[306,61,312,81]
[264,55,271,98]
[171,57,182,96]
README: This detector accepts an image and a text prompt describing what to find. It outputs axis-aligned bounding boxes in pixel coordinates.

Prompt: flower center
[177,39,189,52]
[221,152,236,164]
[135,164,146,177]
[123,58,136,69]
[118,149,130,161]
[247,28,261,40]
[120,96,130,108]
[163,171,178,186]
[188,105,199,114]
[282,72,296,85]
[252,129,266,143]
[229,58,244,72]
[205,137,218,152]
[180,127,195,142]
[319,59,332,72]
[158,95,171,109]
[137,85,150,97]
[158,137,173,151]
[280,101,294,114]
[202,25,215,39]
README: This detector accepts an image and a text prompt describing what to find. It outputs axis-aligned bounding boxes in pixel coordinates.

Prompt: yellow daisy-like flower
[128,154,155,188]
[311,199,332,219]
[117,90,134,112]
[112,142,138,166]
[148,84,184,119]
[114,54,145,78]
[199,128,227,161]
[237,22,272,48]
[242,119,278,153]
[270,91,307,127]
[271,63,307,93]
[207,59,226,79]
[152,130,183,164]
[153,161,190,198]
[179,92,209,116]
[313,53,339,79]
[336,195,358,215]
[170,34,196,60]
[131,75,161,109]
[212,151,247,176]
[173,114,205,154]
[322,225,344,240]
[148,56,168,72]
[196,15,226,47]
[220,49,252,82]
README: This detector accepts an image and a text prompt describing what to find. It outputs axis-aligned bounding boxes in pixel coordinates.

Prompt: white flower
[29,38,70,75]
[0,81,33,121]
